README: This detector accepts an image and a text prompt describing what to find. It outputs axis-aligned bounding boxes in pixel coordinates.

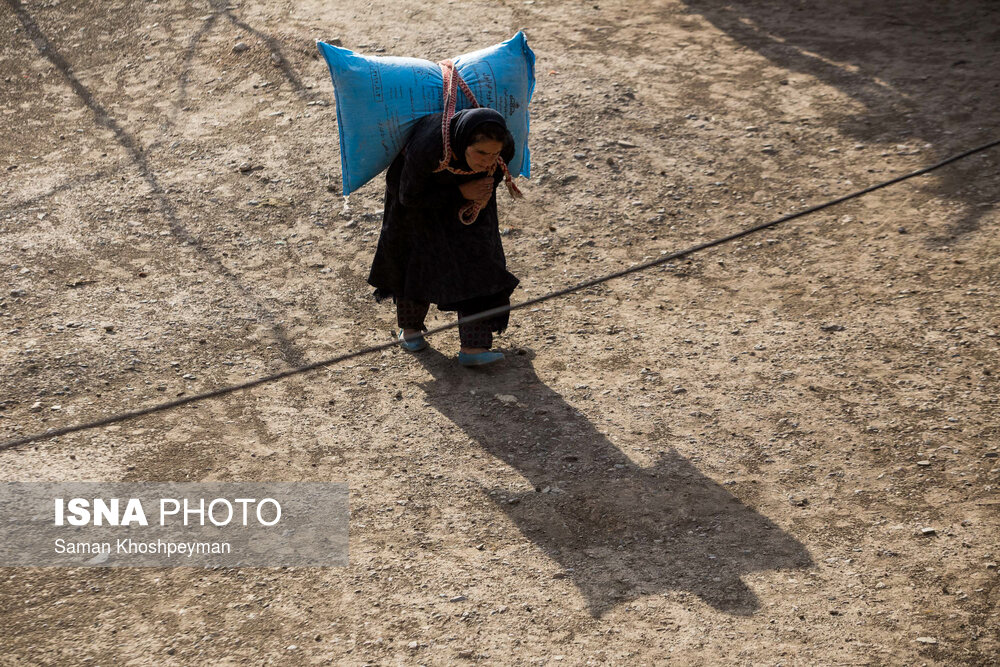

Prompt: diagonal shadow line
[0,168,113,216]
[174,11,219,112]
[4,0,306,367]
[414,347,814,617]
[208,0,318,100]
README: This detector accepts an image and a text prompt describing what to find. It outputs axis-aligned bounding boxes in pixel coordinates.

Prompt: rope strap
[434,59,523,225]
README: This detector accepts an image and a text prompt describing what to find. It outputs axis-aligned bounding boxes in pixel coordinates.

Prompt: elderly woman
[367,108,520,367]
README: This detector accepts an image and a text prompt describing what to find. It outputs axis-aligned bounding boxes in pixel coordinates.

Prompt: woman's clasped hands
[459,176,494,203]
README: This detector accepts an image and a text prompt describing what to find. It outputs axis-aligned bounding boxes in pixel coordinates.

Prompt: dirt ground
[2,0,998,664]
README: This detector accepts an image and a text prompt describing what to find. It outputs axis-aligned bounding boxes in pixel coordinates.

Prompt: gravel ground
[1,0,998,664]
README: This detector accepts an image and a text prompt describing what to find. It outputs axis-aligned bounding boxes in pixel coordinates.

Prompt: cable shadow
[0,168,112,216]
[682,0,1000,245]
[413,347,813,617]
[174,11,219,114]
[5,0,306,367]
[208,0,318,101]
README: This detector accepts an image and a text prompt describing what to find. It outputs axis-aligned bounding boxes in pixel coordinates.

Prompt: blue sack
[317,32,535,196]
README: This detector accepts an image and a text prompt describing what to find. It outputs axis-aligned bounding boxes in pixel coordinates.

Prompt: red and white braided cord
[434,59,523,225]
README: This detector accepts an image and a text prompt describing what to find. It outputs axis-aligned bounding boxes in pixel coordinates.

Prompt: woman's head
[465,126,505,172]
[451,109,514,173]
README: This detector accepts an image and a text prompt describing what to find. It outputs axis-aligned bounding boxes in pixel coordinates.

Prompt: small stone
[51,405,61,411]
[102,323,115,332]
[898,227,907,234]
[672,385,687,394]
[394,390,403,400]
[552,571,567,579]
[286,644,297,650]
[30,401,42,412]
[238,162,253,173]
[761,146,778,155]
[232,42,250,53]
[182,374,196,380]
[916,460,931,466]
[407,641,419,649]
[450,595,467,602]
[915,637,937,645]
[616,139,637,148]
[559,174,579,185]
[344,220,357,229]
[920,527,936,536]
[820,323,845,332]
[495,394,518,405]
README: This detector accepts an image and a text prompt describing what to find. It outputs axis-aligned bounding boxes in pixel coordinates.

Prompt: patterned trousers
[396,299,497,349]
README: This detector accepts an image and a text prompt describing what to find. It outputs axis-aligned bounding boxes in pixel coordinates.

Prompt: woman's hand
[458,176,494,201]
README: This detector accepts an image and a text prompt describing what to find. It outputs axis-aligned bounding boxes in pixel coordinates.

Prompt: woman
[367,108,520,367]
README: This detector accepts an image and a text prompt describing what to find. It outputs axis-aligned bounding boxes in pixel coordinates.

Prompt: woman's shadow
[414,347,813,617]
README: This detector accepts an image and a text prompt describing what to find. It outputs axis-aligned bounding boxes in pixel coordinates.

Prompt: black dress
[367,112,520,331]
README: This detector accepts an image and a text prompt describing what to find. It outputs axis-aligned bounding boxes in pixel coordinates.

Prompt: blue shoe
[398,329,427,352]
[457,350,505,367]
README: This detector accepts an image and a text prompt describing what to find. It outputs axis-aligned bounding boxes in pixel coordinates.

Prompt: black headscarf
[449,108,514,171]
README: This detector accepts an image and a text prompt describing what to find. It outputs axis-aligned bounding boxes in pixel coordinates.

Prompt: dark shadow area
[683,0,1000,244]
[415,347,813,617]
[5,0,306,367]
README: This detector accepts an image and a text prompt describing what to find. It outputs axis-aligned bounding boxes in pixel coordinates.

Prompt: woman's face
[464,138,504,172]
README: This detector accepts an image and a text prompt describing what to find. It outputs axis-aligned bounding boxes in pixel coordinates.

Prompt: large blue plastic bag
[316,32,535,196]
